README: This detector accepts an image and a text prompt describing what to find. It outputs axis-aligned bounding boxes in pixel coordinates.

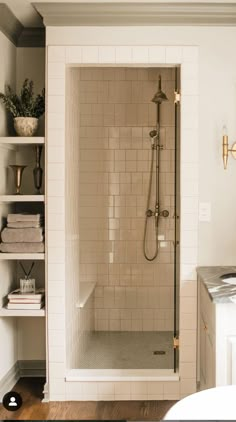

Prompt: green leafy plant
[0,79,45,118]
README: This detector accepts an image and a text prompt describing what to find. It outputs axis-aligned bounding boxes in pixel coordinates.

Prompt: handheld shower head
[151,75,168,104]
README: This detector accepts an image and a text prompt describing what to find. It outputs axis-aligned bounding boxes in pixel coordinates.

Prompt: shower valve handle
[146,209,169,218]
[160,209,169,218]
[146,209,154,217]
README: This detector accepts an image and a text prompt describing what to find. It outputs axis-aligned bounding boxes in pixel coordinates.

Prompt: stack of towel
[0,214,44,253]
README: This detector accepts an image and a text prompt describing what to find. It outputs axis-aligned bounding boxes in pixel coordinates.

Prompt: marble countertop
[197,266,236,304]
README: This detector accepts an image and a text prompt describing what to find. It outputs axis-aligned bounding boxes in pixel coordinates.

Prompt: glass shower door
[173,66,181,372]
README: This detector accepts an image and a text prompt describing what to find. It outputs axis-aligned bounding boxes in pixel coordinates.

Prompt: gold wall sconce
[222,126,236,169]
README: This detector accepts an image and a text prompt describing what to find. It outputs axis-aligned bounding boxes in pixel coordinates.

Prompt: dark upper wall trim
[17,28,45,48]
[0,3,45,47]
[34,2,236,26]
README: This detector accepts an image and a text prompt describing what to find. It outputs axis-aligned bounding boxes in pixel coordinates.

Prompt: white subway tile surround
[47,45,199,401]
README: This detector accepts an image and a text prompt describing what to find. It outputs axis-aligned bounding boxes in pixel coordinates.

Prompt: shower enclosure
[66,66,180,374]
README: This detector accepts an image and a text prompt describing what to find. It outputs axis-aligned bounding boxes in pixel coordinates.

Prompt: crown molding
[0,3,44,47]
[0,4,23,45]
[34,2,236,26]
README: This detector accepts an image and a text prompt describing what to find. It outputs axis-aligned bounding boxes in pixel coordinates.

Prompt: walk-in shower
[143,75,170,261]
[65,66,180,374]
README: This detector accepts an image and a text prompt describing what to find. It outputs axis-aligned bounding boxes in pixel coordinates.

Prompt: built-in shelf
[0,307,45,317]
[0,253,45,260]
[0,137,45,145]
[0,195,44,203]
[76,282,96,308]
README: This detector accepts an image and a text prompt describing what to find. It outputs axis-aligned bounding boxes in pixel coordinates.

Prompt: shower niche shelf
[76,282,96,308]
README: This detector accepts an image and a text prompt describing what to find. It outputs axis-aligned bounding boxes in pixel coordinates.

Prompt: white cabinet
[198,278,236,389]
[199,312,206,386]
[198,281,215,389]
[205,325,215,388]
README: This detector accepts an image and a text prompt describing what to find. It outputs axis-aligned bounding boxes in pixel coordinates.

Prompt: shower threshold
[66,368,179,382]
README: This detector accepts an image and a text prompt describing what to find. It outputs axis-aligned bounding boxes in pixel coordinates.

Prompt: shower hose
[143,144,159,261]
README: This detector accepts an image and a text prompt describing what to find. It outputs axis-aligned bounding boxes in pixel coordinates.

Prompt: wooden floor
[0,378,176,420]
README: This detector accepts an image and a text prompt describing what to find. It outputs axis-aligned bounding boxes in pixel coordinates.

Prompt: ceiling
[5,0,236,28]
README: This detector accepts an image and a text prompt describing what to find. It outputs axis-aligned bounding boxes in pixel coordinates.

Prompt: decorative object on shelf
[0,213,45,253]
[0,79,45,137]
[33,145,43,194]
[9,164,27,194]
[20,278,35,294]
[7,287,45,310]
[14,117,38,137]
[19,261,35,293]
[222,125,236,169]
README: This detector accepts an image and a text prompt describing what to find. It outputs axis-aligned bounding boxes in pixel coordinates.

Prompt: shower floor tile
[77,331,173,369]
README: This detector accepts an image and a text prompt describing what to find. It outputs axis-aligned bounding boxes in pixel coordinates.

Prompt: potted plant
[0,79,45,137]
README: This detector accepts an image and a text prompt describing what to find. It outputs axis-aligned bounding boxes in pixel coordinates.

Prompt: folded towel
[7,222,41,229]
[0,242,44,253]
[7,214,43,223]
[1,228,44,243]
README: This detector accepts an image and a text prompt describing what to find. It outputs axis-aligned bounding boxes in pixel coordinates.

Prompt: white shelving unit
[0,137,45,145]
[0,195,44,203]
[0,137,45,202]
[0,253,45,260]
[0,135,46,319]
[0,307,45,317]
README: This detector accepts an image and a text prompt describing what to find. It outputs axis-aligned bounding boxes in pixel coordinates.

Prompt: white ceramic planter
[14,117,38,137]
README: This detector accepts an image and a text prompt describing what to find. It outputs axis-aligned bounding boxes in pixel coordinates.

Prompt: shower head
[151,75,168,104]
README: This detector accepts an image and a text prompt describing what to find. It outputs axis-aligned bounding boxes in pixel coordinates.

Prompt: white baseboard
[0,360,46,402]
[0,361,19,402]
[42,381,49,402]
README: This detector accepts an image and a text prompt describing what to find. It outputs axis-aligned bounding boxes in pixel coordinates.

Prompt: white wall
[47,26,236,266]
[0,32,16,136]
[16,48,45,136]
[16,48,45,92]
[0,31,17,382]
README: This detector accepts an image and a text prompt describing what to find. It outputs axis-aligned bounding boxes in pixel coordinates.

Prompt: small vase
[14,117,38,137]
[9,165,27,195]
[33,145,43,194]
[20,278,35,294]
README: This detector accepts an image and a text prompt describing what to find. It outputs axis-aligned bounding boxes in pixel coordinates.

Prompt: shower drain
[153,350,166,355]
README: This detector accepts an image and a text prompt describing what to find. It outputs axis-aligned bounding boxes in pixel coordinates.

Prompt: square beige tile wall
[78,67,175,332]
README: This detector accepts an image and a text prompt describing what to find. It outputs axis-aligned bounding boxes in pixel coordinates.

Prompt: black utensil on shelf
[33,145,43,194]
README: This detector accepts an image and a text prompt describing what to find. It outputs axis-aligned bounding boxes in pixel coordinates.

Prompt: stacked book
[7,288,45,310]
[0,213,44,253]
